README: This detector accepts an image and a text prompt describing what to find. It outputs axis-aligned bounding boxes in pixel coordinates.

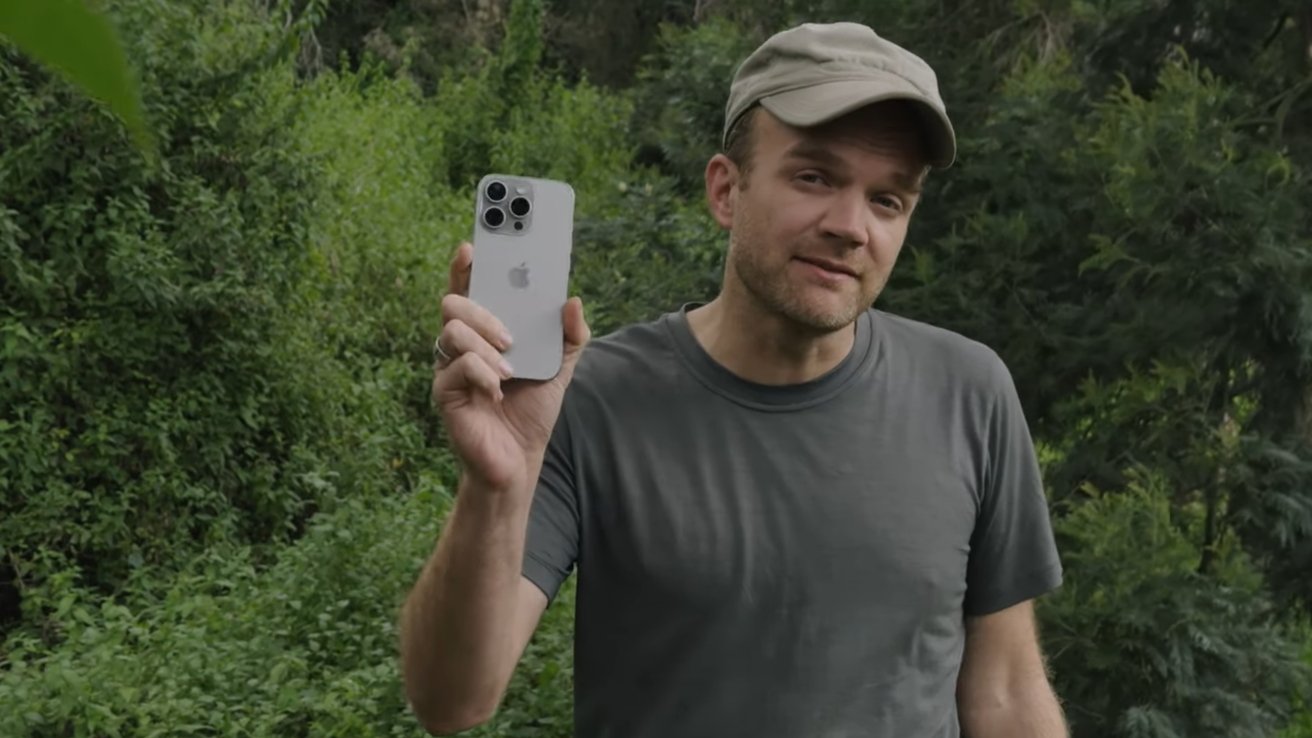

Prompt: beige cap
[723,22,956,169]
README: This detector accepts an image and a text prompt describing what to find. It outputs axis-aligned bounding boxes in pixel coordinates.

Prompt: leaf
[0,0,155,157]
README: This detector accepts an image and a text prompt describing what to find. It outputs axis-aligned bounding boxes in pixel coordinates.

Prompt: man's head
[706,23,955,333]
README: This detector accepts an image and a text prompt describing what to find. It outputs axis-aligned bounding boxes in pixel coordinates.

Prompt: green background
[2,0,1311,736]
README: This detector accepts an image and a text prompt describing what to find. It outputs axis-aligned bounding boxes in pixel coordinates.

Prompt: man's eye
[797,172,827,185]
[873,195,903,212]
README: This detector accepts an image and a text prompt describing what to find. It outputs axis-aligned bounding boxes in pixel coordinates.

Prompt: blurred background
[2,0,1311,736]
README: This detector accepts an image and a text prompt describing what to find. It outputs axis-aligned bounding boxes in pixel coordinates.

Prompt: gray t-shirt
[523,305,1063,738]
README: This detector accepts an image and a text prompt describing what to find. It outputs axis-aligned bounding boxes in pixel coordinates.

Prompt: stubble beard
[727,224,874,335]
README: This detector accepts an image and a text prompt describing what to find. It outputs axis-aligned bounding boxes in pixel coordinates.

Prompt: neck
[685,288,858,386]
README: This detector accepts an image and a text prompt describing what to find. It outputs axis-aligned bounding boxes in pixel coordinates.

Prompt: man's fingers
[441,319,514,379]
[433,352,504,403]
[441,293,513,351]
[446,242,473,297]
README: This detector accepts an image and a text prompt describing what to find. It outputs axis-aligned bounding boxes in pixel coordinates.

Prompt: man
[401,21,1067,738]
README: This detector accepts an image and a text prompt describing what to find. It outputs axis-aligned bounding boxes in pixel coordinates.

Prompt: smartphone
[467,174,576,381]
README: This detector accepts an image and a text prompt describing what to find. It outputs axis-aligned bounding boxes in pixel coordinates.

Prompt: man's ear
[704,153,738,230]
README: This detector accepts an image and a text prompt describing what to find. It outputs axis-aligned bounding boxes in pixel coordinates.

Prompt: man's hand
[431,241,590,493]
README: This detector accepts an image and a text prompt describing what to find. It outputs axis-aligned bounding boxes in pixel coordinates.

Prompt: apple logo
[508,262,530,289]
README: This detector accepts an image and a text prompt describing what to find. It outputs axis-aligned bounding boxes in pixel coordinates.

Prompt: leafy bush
[0,0,434,634]
[629,19,758,194]
[0,468,576,738]
[0,462,572,730]
[1282,626,1312,737]
[1040,472,1312,738]
[1,1,327,601]
[489,75,635,203]
[571,175,724,336]
[288,60,464,453]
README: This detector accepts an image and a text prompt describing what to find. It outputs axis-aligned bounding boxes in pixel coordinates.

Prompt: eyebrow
[782,140,925,195]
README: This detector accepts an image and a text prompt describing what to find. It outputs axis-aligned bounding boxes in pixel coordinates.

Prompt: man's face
[722,103,928,333]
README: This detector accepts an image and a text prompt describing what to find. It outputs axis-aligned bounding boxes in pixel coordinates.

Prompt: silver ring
[433,335,453,365]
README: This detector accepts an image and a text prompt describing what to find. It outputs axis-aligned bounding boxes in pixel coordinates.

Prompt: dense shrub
[629,19,759,194]
[1040,471,1312,738]
[571,175,724,335]
[0,469,575,738]
[1284,631,1312,737]
[1,1,339,609]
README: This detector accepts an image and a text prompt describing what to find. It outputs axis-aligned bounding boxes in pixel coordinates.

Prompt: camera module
[509,196,532,218]
[485,180,508,202]
[483,206,506,229]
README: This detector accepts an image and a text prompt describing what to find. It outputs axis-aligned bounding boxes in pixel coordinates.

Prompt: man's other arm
[957,599,1068,738]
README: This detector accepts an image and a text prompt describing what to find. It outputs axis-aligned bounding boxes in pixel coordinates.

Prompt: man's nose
[818,189,869,247]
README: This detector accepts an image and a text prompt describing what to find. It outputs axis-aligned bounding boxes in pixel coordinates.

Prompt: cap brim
[760,78,957,169]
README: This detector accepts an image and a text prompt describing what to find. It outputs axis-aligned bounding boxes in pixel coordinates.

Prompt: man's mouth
[794,256,857,278]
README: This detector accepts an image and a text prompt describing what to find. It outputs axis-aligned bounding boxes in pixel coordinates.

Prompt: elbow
[397,596,514,735]
[408,695,497,736]
[402,666,501,736]
[416,711,494,736]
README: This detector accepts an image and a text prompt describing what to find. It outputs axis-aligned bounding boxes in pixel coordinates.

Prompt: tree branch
[1261,13,1289,51]
[1199,364,1234,575]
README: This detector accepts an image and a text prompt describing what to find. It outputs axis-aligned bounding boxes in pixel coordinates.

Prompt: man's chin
[738,271,868,332]
[779,298,865,334]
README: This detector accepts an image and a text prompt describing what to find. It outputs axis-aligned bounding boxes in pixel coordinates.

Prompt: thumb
[554,297,590,384]
[562,297,591,354]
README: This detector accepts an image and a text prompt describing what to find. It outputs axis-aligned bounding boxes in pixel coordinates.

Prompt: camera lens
[483,206,506,229]
[485,181,507,202]
[509,196,531,217]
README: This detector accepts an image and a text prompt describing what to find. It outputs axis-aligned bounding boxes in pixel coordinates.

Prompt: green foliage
[1282,625,1312,737]
[290,60,458,439]
[1041,473,1312,738]
[431,0,556,191]
[630,19,759,192]
[497,0,545,92]
[1061,55,1312,604]
[0,0,152,154]
[3,0,1311,735]
[1,8,317,595]
[0,0,428,624]
[0,470,577,738]
[571,175,724,336]
[489,76,635,201]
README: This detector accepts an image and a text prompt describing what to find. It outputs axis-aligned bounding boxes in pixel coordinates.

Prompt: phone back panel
[468,174,575,380]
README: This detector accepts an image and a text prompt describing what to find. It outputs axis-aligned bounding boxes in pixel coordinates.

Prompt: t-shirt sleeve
[963,353,1064,617]
[521,399,581,604]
